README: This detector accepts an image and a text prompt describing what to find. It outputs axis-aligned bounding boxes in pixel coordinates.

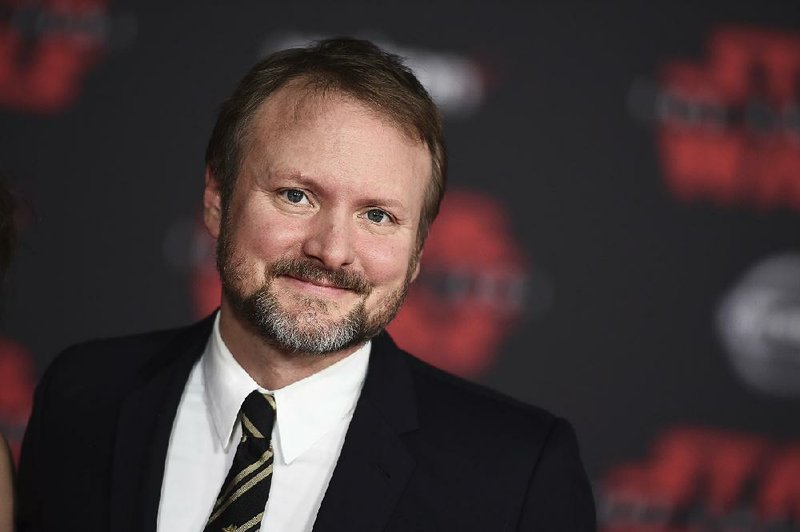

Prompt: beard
[217,219,416,355]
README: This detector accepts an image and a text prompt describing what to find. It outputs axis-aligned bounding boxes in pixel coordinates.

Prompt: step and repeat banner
[2,1,800,529]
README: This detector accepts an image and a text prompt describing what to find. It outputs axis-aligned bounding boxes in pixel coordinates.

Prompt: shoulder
[406,352,556,424]
[391,343,596,529]
[39,316,213,400]
[48,326,184,374]
[401,349,562,453]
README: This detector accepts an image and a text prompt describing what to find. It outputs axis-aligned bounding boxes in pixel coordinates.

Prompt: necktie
[204,391,277,532]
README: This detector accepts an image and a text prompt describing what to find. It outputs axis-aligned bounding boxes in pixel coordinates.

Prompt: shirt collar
[202,312,371,464]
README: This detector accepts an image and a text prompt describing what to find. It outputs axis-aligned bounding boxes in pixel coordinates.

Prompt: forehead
[248,81,422,150]
[242,83,432,200]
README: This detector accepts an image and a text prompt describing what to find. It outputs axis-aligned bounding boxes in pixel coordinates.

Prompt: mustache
[269,258,371,295]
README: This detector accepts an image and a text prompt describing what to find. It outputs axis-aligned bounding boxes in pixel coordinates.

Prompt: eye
[365,208,392,224]
[280,189,310,205]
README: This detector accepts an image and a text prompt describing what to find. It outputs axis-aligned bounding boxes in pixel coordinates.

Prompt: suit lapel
[313,332,419,532]
[109,315,215,532]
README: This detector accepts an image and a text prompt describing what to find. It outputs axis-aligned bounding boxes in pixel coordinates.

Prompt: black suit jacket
[17,315,596,531]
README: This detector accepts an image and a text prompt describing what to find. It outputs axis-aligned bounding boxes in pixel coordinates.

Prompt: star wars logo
[387,190,539,377]
[630,26,800,211]
[599,426,800,531]
[0,0,135,113]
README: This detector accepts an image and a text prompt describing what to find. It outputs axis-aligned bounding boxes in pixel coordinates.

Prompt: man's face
[204,85,430,354]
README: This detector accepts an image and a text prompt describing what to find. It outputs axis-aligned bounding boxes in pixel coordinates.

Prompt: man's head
[203,38,447,355]
[205,38,446,250]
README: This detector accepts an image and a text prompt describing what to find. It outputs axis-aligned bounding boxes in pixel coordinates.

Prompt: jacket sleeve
[516,417,597,531]
[15,355,54,532]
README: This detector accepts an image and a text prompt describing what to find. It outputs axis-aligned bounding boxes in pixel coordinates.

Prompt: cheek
[229,201,306,263]
[357,237,415,286]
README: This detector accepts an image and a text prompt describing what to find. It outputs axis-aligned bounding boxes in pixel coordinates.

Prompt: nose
[301,210,356,270]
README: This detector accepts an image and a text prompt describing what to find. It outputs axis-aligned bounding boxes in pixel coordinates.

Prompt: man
[17,38,596,531]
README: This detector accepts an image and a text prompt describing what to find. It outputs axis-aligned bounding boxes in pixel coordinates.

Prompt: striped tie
[204,390,277,532]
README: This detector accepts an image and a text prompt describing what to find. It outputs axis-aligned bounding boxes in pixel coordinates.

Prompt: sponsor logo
[717,253,800,397]
[629,25,800,211]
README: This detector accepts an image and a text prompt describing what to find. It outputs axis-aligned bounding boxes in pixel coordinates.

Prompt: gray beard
[234,281,373,354]
[218,233,413,355]
[225,273,409,354]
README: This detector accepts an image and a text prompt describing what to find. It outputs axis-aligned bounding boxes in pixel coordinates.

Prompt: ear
[203,166,223,240]
[409,250,422,283]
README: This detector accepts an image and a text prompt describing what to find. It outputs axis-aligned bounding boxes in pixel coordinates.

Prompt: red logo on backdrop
[599,426,800,530]
[387,190,530,377]
[181,189,535,378]
[0,0,133,113]
[0,336,35,462]
[631,26,800,211]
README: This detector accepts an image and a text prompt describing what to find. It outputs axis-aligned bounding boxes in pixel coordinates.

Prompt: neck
[217,300,362,390]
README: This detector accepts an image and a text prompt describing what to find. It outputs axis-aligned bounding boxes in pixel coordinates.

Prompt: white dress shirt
[157,313,371,532]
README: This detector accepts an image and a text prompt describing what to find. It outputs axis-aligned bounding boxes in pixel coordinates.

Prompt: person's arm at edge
[14,354,54,532]
[0,433,14,532]
[516,417,597,531]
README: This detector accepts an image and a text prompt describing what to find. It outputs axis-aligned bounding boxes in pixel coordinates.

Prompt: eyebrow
[359,197,408,212]
[265,168,306,184]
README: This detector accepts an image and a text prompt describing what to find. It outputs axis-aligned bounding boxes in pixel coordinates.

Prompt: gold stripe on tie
[263,394,276,411]
[213,449,273,511]
[236,511,264,532]
[208,464,273,524]
[241,414,264,439]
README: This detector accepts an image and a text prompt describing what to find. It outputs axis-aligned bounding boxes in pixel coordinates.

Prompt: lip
[281,275,353,296]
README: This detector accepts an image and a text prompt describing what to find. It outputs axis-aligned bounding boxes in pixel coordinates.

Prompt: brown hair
[205,37,447,249]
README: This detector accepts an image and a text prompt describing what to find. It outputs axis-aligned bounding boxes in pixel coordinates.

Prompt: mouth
[269,258,371,295]
[281,274,355,296]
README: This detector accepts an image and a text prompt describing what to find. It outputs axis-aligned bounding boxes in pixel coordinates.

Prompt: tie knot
[240,390,276,441]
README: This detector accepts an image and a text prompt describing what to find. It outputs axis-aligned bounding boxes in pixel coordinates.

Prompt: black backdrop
[3,1,800,528]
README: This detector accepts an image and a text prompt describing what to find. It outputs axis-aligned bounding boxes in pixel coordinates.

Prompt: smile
[281,275,355,296]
